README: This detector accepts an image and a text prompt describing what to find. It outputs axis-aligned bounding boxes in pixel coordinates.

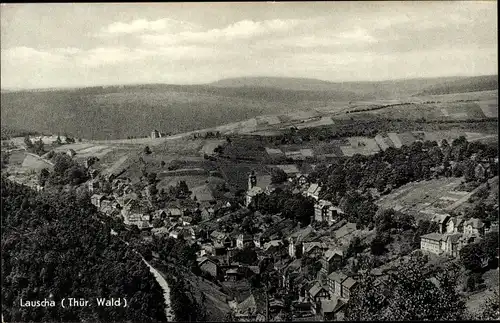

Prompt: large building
[314,200,344,225]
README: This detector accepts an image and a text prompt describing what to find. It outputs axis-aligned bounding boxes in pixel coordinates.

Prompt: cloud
[99,18,199,36]
[140,18,307,46]
[1,46,67,64]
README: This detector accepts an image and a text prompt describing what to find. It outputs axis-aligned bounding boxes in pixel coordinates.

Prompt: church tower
[248,171,257,190]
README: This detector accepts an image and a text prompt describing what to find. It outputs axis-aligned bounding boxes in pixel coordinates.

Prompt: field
[375,177,466,219]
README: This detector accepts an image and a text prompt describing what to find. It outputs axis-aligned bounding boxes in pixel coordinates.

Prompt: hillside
[0,85,362,140]
[1,75,497,141]
[210,76,487,98]
[416,75,498,96]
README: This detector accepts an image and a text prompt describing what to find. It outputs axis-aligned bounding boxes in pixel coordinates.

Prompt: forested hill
[416,75,498,95]
[1,177,167,322]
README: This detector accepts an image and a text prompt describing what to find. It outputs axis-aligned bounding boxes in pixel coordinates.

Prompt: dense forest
[1,177,167,322]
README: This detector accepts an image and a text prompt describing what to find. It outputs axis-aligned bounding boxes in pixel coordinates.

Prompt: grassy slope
[1,75,497,141]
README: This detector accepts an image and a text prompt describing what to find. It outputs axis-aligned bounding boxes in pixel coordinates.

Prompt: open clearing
[375,177,465,218]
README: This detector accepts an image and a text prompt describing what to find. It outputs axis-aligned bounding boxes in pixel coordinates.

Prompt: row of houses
[420,213,496,257]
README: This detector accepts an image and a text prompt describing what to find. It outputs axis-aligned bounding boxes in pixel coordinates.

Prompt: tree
[344,274,388,321]
[24,135,34,148]
[271,168,288,184]
[384,255,466,321]
[460,243,487,272]
[478,290,500,320]
[144,146,152,155]
[38,168,50,186]
[482,231,499,260]
[33,138,45,155]
[53,135,62,146]
[0,151,9,169]
[160,161,166,168]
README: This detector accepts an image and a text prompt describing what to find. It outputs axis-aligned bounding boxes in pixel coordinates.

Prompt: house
[91,194,106,208]
[237,234,254,249]
[213,242,227,256]
[275,164,301,178]
[288,225,315,258]
[320,297,346,321]
[245,172,272,206]
[420,232,444,255]
[314,200,344,225]
[66,149,77,157]
[225,268,241,282]
[201,207,215,221]
[167,208,183,219]
[308,282,331,305]
[264,240,284,253]
[282,259,302,292]
[442,233,463,257]
[321,249,344,276]
[253,234,268,249]
[151,129,160,139]
[181,216,193,226]
[302,242,328,258]
[211,231,233,248]
[153,209,167,220]
[234,292,267,321]
[446,217,465,234]
[88,180,99,193]
[305,183,321,200]
[326,271,356,299]
[374,134,393,151]
[430,213,451,234]
[198,257,220,280]
[340,277,357,299]
[334,222,358,245]
[464,218,485,237]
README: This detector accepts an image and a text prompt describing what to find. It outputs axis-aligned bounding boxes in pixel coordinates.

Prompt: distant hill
[210,76,480,98]
[416,75,498,96]
[0,84,363,140]
[2,75,496,140]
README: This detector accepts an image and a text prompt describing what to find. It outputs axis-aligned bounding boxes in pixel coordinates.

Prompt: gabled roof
[334,223,357,240]
[324,248,344,261]
[303,242,327,254]
[210,230,228,240]
[288,225,315,242]
[284,258,302,274]
[275,164,300,175]
[421,232,444,241]
[327,271,348,283]
[432,213,451,224]
[321,297,345,314]
[449,216,464,227]
[309,282,328,297]
[316,199,333,209]
[342,277,357,289]
[307,183,321,195]
[237,291,266,315]
[167,208,182,216]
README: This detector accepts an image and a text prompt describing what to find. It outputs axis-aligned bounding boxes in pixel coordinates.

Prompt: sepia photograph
[1,1,498,322]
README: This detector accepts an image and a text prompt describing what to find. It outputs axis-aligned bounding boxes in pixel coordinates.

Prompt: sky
[1,1,497,89]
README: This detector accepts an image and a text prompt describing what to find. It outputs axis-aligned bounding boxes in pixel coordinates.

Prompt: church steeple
[248,171,257,190]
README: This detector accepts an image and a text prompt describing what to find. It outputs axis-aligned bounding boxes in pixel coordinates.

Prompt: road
[141,257,174,322]
[105,225,175,322]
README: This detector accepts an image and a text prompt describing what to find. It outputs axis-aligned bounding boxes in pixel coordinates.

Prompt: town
[1,2,498,322]
[3,113,497,321]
